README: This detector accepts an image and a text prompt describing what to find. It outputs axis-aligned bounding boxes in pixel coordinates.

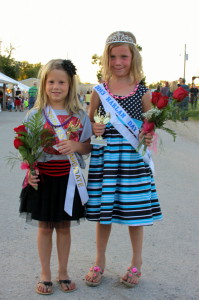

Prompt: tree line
[0,43,42,80]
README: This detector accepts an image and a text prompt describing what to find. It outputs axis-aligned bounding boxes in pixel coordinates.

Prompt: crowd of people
[154,78,198,109]
[3,82,38,112]
[152,78,198,121]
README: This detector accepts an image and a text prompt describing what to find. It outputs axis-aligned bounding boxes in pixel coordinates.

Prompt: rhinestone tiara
[106,32,135,45]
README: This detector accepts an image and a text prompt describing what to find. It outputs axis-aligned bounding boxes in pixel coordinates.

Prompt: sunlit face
[109,45,132,78]
[45,69,69,108]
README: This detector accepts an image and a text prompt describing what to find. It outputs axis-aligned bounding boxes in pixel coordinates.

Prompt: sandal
[36,281,53,295]
[85,266,104,287]
[120,266,141,288]
[57,279,76,293]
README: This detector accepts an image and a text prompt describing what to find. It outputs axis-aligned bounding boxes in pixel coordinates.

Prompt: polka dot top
[99,82,148,121]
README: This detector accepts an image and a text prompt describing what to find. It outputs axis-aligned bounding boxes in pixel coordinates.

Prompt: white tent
[0,72,30,111]
[0,72,29,91]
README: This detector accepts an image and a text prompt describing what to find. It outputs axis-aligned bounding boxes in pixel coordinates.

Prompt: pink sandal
[85,266,104,287]
[120,266,141,288]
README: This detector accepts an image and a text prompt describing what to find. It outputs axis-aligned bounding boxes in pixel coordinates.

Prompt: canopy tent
[0,72,29,91]
[0,72,30,111]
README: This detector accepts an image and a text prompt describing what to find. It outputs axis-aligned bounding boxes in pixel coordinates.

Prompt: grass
[188,102,199,121]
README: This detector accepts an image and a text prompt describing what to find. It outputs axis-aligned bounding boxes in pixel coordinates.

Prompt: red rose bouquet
[137,87,190,155]
[8,110,54,189]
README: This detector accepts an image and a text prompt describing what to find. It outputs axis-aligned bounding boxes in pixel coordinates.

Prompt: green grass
[188,102,199,121]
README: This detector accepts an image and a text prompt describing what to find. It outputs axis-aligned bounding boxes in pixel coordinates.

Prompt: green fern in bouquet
[8,110,55,189]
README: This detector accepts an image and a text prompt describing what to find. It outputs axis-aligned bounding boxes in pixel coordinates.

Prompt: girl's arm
[89,90,106,137]
[140,90,153,146]
[142,90,152,113]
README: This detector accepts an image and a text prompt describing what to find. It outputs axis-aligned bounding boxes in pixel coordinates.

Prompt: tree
[18,61,42,80]
[0,41,42,80]
[91,54,102,82]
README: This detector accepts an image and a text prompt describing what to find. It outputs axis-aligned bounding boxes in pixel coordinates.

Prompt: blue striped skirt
[86,129,162,226]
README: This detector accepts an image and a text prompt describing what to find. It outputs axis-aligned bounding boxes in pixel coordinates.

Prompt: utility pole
[183,44,188,81]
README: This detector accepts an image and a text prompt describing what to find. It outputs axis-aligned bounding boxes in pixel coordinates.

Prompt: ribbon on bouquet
[94,84,154,174]
[45,106,88,216]
[21,162,39,189]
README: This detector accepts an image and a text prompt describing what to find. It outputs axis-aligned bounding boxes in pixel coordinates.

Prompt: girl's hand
[139,131,153,147]
[93,122,106,137]
[57,139,79,155]
[28,169,40,188]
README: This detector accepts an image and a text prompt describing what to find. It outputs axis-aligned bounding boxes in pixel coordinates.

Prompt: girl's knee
[38,224,54,235]
[55,227,71,235]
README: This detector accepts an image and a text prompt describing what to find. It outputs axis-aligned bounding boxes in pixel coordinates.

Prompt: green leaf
[161,127,177,141]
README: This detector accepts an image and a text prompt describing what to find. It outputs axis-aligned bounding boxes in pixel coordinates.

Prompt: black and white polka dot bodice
[99,83,148,121]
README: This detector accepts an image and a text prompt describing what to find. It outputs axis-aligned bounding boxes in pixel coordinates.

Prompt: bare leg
[56,226,76,291]
[121,226,143,285]
[37,223,53,293]
[85,223,112,284]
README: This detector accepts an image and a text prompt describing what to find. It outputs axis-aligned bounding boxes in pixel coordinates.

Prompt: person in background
[14,96,21,112]
[160,81,170,97]
[78,90,85,105]
[84,90,91,113]
[189,83,198,109]
[7,97,14,112]
[178,78,190,120]
[169,81,178,102]
[15,87,22,97]
[28,81,38,109]
[24,98,29,109]
[154,85,160,93]
[20,96,24,112]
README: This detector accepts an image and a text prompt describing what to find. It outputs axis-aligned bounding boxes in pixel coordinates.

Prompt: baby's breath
[142,108,162,120]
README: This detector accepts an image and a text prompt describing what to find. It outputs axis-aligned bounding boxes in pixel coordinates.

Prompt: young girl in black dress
[20,59,92,294]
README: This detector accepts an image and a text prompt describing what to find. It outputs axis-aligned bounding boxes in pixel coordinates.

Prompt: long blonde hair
[170,81,178,93]
[102,31,144,82]
[34,59,81,114]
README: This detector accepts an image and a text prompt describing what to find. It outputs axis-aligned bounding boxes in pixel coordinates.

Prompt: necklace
[43,109,73,128]
[104,81,139,99]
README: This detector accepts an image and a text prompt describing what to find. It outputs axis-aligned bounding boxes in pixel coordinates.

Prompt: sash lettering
[45,106,88,216]
[94,84,154,174]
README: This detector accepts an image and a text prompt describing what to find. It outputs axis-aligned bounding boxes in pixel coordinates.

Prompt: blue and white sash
[94,84,154,173]
[45,106,88,216]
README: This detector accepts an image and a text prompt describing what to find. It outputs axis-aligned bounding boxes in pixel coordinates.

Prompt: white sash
[45,106,88,216]
[94,84,154,173]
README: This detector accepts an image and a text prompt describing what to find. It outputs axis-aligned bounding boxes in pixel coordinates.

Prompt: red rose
[143,120,155,133]
[173,87,189,102]
[156,96,169,109]
[14,125,27,136]
[151,92,161,105]
[14,138,24,149]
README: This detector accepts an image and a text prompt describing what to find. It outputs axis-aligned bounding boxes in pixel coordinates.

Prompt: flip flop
[85,266,104,287]
[57,279,76,293]
[36,281,53,295]
[120,267,141,288]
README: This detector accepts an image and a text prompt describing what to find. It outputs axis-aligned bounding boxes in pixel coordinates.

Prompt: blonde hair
[170,81,178,93]
[102,31,144,82]
[34,59,81,114]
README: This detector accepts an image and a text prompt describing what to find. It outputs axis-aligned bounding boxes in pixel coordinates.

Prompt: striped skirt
[86,128,162,226]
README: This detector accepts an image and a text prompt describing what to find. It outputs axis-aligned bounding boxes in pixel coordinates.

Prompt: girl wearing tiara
[85,31,162,288]
[19,59,92,294]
